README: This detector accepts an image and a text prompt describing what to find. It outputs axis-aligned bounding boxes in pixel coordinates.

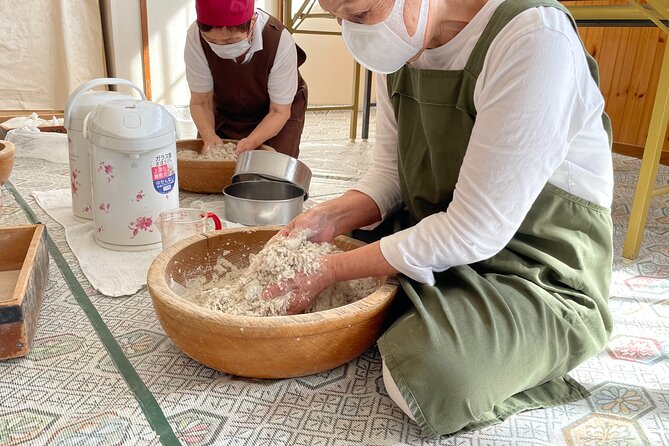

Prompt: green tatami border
[5,181,181,446]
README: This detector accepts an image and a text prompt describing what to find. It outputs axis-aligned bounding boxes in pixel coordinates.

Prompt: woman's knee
[381,361,415,421]
[380,349,493,434]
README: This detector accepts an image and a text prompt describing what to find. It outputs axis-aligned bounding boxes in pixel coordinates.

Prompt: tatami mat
[0,110,667,446]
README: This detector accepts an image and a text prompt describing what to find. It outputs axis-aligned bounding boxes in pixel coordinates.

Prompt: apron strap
[464,0,573,80]
[458,0,611,144]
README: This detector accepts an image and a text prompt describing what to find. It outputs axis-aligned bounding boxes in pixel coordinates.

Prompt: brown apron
[200,15,308,157]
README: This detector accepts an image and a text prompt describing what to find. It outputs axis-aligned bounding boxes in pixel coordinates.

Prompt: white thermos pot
[64,78,146,220]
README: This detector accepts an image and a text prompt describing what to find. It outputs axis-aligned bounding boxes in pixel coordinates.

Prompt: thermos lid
[64,91,134,132]
[85,100,177,152]
[64,77,146,132]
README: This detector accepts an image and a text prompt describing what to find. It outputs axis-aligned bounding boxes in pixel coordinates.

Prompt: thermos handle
[170,112,181,140]
[64,78,147,129]
[82,110,92,141]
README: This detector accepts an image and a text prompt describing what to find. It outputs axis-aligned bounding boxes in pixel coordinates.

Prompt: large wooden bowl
[147,227,399,378]
[0,141,15,185]
[177,139,274,194]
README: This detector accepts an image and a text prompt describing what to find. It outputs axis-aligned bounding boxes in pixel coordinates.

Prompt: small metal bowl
[223,180,304,226]
[233,150,312,199]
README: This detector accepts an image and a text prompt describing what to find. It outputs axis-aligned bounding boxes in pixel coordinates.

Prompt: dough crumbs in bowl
[181,230,378,316]
[177,141,237,161]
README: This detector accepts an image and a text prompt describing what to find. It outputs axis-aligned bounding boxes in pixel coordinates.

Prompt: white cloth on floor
[6,127,69,164]
[32,188,161,297]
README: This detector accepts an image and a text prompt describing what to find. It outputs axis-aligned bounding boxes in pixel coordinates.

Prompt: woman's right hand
[278,206,338,243]
[202,135,223,154]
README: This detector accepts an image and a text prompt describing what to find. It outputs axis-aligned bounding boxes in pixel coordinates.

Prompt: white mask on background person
[342,0,430,74]
[206,37,252,61]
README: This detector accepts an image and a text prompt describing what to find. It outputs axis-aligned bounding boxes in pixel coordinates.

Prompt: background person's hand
[235,137,256,155]
[262,256,337,315]
[278,206,338,243]
[202,135,223,154]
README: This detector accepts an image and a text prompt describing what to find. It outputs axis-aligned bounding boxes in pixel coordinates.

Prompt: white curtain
[0,0,106,110]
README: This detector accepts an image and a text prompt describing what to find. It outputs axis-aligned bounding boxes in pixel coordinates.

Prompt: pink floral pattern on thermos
[71,169,81,196]
[128,216,154,239]
[97,162,114,182]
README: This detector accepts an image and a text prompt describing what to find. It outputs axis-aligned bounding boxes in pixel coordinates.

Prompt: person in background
[185,0,307,157]
[265,0,614,438]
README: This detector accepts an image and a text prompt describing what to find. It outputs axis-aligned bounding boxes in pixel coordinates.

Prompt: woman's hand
[202,135,223,154]
[263,239,398,315]
[278,206,338,243]
[263,255,337,315]
[235,137,257,155]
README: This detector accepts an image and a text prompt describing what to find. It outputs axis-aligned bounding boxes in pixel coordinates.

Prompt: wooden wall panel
[564,0,669,164]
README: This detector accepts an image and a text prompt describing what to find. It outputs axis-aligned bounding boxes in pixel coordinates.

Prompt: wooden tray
[0,224,49,360]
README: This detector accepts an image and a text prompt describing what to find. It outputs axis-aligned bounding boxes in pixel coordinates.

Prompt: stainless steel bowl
[232,150,312,198]
[223,180,304,226]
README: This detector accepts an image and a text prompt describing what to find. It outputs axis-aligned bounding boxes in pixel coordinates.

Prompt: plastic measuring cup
[156,208,222,249]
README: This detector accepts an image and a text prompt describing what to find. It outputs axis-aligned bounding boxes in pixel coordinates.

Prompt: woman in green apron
[265,0,614,437]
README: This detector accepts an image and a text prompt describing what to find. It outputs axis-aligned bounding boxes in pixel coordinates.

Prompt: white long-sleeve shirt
[353,0,613,285]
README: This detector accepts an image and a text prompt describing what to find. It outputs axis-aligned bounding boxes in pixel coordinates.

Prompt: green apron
[376,0,614,438]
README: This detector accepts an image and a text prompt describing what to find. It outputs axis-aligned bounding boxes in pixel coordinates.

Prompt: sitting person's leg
[378,266,610,438]
[382,360,415,421]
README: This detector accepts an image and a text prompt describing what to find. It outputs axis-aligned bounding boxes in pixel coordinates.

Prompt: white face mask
[341,0,430,74]
[207,37,252,61]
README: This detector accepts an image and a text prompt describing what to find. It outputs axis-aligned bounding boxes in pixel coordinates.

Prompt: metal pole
[622,37,669,259]
[350,62,361,140]
[361,69,373,139]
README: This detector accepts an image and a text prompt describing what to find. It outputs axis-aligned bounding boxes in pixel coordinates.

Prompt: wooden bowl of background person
[0,141,16,185]
[147,226,399,378]
[176,139,274,194]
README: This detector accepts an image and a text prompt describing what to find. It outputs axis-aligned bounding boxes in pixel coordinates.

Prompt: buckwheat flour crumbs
[306,276,378,313]
[181,231,378,316]
[177,142,237,161]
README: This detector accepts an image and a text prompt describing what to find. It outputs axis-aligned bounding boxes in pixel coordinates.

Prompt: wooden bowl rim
[0,140,15,154]
[147,226,399,335]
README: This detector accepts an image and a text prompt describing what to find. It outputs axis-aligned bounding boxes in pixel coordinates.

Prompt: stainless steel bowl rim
[223,181,305,203]
[232,151,311,199]
[228,176,308,201]
[223,181,304,226]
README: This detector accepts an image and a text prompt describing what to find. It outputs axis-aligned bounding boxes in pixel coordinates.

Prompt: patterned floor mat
[0,110,667,445]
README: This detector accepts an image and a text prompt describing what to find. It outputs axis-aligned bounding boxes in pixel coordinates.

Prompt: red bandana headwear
[196,0,254,27]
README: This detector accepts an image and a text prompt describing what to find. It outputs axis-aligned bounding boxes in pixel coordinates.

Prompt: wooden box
[0,224,49,360]
[38,125,67,134]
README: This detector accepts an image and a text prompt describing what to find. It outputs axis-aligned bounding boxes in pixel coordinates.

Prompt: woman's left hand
[262,256,337,315]
[235,137,256,155]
